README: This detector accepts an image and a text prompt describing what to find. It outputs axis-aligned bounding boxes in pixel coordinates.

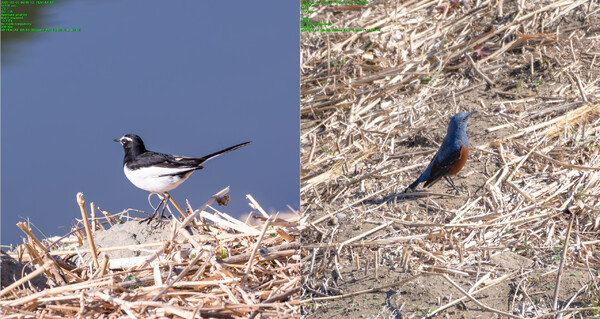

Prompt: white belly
[124,165,195,193]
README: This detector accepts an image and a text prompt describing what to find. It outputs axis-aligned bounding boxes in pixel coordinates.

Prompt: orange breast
[448,143,469,175]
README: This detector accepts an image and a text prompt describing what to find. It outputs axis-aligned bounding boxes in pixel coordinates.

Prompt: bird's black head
[114,134,147,159]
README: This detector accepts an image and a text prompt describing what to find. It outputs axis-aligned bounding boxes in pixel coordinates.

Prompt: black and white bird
[114,134,250,220]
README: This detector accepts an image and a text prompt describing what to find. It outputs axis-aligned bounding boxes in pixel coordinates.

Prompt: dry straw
[1,188,299,318]
[301,0,600,317]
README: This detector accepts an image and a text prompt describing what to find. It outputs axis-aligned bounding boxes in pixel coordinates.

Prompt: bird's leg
[444,176,460,193]
[140,193,167,224]
[158,193,170,219]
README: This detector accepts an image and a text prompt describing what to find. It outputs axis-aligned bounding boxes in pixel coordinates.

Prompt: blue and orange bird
[405,111,476,192]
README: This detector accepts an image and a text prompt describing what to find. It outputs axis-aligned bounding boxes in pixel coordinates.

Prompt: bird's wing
[169,154,207,167]
[130,142,250,172]
[422,146,462,188]
[130,152,203,171]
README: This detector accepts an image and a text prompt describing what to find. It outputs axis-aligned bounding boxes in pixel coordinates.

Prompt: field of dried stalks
[301,0,600,318]
[1,189,300,318]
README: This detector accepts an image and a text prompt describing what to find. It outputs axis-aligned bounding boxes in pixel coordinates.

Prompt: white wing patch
[172,155,198,162]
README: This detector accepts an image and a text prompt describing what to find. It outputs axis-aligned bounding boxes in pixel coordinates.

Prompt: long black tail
[404,179,421,192]
[201,141,251,161]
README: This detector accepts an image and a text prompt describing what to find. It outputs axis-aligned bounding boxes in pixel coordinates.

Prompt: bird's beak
[467,110,477,118]
[113,138,121,143]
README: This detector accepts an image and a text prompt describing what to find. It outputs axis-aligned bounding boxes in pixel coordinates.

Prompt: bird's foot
[138,216,168,229]
[150,218,168,229]
[451,183,470,195]
[139,215,157,224]
[444,176,462,193]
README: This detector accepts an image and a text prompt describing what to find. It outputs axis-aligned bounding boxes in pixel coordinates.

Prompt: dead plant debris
[1,188,300,318]
[301,0,600,318]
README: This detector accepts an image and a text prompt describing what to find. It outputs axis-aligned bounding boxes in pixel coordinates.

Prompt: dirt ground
[301,0,600,318]
[78,219,195,260]
[306,263,591,318]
